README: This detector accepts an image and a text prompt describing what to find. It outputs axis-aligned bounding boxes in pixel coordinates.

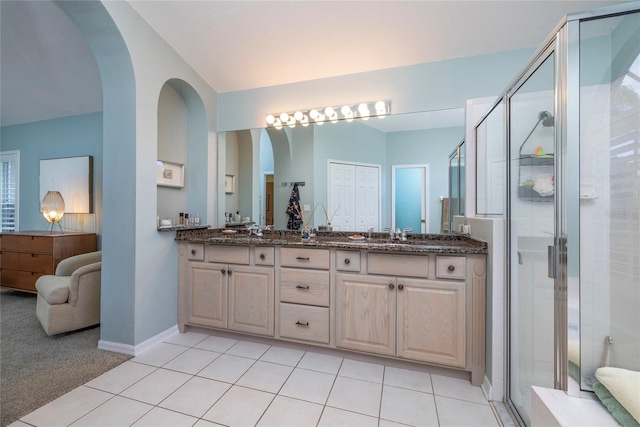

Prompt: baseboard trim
[482,375,492,400]
[98,325,179,356]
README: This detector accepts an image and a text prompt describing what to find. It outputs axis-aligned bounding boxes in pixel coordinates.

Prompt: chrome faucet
[247,224,271,237]
[367,226,374,240]
[385,227,411,241]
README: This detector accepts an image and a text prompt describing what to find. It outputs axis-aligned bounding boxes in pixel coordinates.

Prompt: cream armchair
[35,251,102,336]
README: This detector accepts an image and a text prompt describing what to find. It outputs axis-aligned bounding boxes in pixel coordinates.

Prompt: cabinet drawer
[336,250,360,272]
[2,252,53,273]
[0,269,40,292]
[280,248,329,270]
[435,256,466,280]
[280,268,330,306]
[367,253,429,277]
[206,245,250,264]
[186,244,204,261]
[254,247,275,266]
[279,303,329,344]
[3,235,53,254]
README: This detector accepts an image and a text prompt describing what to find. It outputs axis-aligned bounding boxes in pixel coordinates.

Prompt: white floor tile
[236,361,294,393]
[260,346,305,366]
[197,353,255,383]
[279,368,336,405]
[326,376,382,417]
[7,422,32,427]
[257,395,323,426]
[380,385,438,426]
[383,366,433,394]
[131,342,188,367]
[132,406,198,427]
[202,385,274,426]
[431,374,488,405]
[70,395,152,426]
[159,376,230,418]
[194,335,238,353]
[338,359,384,383]
[21,386,113,427]
[120,368,192,405]
[317,407,379,427]
[85,360,156,394]
[378,420,412,427]
[163,348,221,375]
[193,420,226,427]
[225,340,270,359]
[435,395,500,426]
[298,351,343,374]
[163,331,209,347]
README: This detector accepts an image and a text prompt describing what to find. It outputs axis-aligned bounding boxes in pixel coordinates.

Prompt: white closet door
[328,162,356,231]
[355,165,379,232]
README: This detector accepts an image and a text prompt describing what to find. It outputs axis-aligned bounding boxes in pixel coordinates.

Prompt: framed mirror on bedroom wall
[218,108,467,233]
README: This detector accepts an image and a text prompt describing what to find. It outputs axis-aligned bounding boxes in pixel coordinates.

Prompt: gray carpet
[0,290,131,427]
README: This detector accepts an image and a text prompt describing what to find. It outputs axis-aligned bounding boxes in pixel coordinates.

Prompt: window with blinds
[1,151,19,231]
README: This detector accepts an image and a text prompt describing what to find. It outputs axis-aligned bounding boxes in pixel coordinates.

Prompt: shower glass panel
[476,100,506,215]
[508,51,556,426]
[578,11,640,390]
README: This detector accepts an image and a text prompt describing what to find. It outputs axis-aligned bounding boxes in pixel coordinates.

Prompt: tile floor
[11,332,501,427]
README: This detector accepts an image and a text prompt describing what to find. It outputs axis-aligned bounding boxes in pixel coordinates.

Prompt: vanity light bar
[266,101,390,129]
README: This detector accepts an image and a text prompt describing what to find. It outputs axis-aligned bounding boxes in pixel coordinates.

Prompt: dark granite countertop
[175,228,488,255]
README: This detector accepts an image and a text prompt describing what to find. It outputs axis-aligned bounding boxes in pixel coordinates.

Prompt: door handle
[548,245,556,279]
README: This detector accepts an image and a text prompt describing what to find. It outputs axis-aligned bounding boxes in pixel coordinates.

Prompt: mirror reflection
[219,108,466,233]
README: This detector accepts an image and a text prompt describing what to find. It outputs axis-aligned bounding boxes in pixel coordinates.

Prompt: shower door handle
[548,245,557,279]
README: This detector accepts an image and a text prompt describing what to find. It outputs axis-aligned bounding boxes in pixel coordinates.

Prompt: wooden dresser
[0,231,97,293]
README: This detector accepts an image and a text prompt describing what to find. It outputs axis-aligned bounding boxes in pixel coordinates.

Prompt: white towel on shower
[596,367,640,423]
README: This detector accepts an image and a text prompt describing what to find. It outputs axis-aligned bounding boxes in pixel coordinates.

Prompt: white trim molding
[98,325,179,356]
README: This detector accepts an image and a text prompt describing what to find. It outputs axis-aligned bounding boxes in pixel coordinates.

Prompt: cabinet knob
[221,269,226,275]
[295,321,309,327]
[344,258,351,265]
[448,265,455,272]
[227,270,232,275]
[259,253,266,260]
[388,283,395,290]
[191,249,196,255]
[398,284,404,290]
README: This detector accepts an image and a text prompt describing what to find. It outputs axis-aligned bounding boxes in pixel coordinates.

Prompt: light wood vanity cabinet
[181,244,275,337]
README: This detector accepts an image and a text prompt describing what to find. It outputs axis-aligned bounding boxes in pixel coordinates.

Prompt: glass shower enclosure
[475,4,639,425]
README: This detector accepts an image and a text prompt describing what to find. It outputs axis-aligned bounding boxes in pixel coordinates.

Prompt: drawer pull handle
[448,265,455,272]
[296,285,310,290]
[259,253,266,260]
[388,283,395,290]
[296,256,310,261]
[398,284,404,290]
[344,258,351,265]
[221,269,226,275]
[295,321,309,327]
[191,249,197,255]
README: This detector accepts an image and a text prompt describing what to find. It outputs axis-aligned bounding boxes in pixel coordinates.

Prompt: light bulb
[316,113,325,125]
[341,105,352,116]
[324,106,335,117]
[287,116,296,128]
[266,114,275,125]
[357,103,369,115]
[294,111,303,121]
[280,112,289,122]
[375,101,386,112]
[309,109,320,120]
[48,211,58,219]
[300,115,309,127]
[274,119,282,130]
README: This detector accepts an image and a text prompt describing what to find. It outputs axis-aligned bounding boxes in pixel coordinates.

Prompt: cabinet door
[397,279,465,367]
[228,266,274,336]
[335,273,395,356]
[187,262,227,328]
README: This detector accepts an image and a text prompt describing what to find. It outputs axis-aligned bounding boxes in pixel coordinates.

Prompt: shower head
[538,110,554,127]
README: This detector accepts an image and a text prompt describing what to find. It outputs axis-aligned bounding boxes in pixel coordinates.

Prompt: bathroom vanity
[176,229,487,385]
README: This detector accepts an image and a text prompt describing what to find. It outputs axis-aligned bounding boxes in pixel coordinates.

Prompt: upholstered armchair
[35,251,102,336]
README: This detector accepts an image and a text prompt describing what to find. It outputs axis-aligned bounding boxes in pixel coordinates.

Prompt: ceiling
[0,0,632,127]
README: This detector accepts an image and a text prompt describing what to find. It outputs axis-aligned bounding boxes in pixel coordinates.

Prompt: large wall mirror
[218,108,466,233]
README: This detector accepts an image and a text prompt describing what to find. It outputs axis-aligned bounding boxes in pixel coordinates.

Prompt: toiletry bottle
[179,212,184,225]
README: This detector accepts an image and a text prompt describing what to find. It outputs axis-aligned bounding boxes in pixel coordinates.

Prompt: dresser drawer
[2,252,54,273]
[367,253,429,277]
[0,269,41,292]
[206,245,250,265]
[279,303,329,344]
[3,235,53,254]
[280,268,329,306]
[336,250,360,272]
[280,248,330,270]
[254,247,275,266]
[435,256,466,280]
[186,244,204,261]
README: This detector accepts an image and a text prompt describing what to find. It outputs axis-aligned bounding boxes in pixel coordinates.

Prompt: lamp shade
[42,191,65,223]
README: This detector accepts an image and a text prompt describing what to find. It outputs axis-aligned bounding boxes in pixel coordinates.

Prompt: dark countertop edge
[175,229,488,255]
